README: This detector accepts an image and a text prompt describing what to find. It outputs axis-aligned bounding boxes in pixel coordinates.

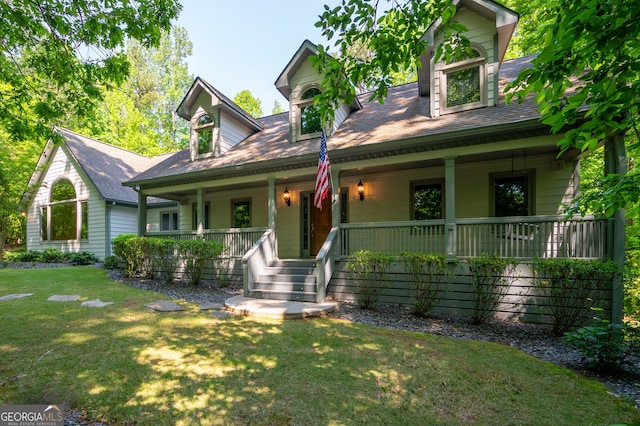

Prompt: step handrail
[315,226,340,303]
[242,228,277,297]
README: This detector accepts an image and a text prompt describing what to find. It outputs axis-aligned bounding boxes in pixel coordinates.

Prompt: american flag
[314,130,330,210]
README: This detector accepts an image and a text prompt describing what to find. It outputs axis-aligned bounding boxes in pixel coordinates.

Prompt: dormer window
[439,46,486,114]
[196,113,214,155]
[298,87,322,138]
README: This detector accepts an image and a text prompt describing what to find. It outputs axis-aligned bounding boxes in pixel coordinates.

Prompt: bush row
[3,248,98,265]
[110,234,227,286]
[347,251,619,333]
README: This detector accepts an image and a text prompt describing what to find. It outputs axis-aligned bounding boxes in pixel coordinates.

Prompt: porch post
[444,157,457,257]
[331,167,341,228]
[196,188,204,237]
[137,190,147,236]
[605,132,627,323]
[267,177,277,229]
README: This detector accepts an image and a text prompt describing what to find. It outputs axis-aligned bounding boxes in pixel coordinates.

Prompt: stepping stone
[144,300,185,312]
[81,299,114,308]
[48,295,80,302]
[0,293,34,301]
[199,302,224,311]
[210,310,235,319]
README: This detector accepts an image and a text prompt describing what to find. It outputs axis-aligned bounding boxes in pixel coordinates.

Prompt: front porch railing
[146,227,267,258]
[339,216,611,260]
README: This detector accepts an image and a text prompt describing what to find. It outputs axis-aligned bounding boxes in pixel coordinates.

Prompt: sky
[175,0,339,116]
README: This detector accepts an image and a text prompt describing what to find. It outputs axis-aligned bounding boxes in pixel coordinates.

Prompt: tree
[0,0,181,254]
[272,100,285,115]
[234,90,263,118]
[0,1,182,143]
[313,0,640,216]
[81,27,194,155]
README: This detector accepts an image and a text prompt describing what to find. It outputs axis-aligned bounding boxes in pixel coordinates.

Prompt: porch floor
[225,296,338,320]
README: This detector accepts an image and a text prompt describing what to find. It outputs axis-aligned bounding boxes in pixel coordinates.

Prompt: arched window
[42,178,88,241]
[298,87,322,137]
[440,46,486,113]
[196,113,214,155]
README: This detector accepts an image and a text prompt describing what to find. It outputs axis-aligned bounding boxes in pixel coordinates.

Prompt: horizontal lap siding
[327,263,612,325]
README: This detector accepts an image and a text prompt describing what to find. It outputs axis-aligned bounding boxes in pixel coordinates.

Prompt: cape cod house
[122,0,624,322]
[22,0,625,323]
[22,128,177,259]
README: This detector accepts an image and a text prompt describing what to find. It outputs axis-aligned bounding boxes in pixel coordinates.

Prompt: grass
[0,267,638,425]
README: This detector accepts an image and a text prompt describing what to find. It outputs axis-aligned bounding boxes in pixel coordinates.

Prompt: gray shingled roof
[127,55,541,186]
[57,128,171,205]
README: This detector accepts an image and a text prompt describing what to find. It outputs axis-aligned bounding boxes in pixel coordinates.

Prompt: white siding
[107,205,138,255]
[25,146,108,258]
[219,110,254,153]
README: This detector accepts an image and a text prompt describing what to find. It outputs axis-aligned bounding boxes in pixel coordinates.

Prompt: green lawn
[0,267,638,425]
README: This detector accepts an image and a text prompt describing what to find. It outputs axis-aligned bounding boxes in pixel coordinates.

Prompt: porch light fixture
[357,180,365,201]
[283,188,291,206]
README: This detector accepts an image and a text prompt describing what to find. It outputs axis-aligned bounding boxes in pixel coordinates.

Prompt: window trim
[191,202,210,231]
[490,170,535,217]
[41,177,88,242]
[295,85,323,141]
[439,45,487,114]
[160,210,179,232]
[410,179,445,221]
[191,109,216,159]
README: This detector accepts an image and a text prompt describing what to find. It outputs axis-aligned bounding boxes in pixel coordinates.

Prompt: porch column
[444,157,457,257]
[196,188,204,237]
[267,177,276,229]
[331,167,341,228]
[605,132,627,323]
[137,191,147,236]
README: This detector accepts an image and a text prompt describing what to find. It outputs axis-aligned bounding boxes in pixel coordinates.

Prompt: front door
[310,194,332,256]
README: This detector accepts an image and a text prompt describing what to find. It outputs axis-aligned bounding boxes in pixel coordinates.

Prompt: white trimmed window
[296,87,322,139]
[41,178,88,241]
[439,46,486,113]
[160,211,178,231]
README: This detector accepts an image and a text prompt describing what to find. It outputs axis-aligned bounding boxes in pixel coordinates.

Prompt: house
[22,0,625,324]
[22,127,177,259]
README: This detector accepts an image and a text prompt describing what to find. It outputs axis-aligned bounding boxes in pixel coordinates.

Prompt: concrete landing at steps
[225,296,338,320]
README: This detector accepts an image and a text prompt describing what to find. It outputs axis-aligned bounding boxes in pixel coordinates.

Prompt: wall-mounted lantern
[283,188,291,206]
[357,180,365,201]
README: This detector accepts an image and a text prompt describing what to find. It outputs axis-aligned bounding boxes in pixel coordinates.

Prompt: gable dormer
[418,0,518,117]
[275,40,361,143]
[177,77,262,162]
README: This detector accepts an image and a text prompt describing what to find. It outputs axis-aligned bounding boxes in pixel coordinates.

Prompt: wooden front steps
[248,259,317,302]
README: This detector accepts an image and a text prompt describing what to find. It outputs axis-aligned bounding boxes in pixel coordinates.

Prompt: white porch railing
[146,227,267,258]
[242,228,277,297]
[340,220,446,256]
[339,216,611,260]
[315,227,340,303]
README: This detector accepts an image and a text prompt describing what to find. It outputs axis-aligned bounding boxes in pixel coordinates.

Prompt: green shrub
[179,239,225,286]
[149,238,179,284]
[112,234,142,277]
[41,248,65,263]
[65,251,99,265]
[6,249,42,263]
[563,308,640,372]
[466,254,519,325]
[532,258,620,335]
[102,255,122,270]
[400,252,455,317]
[624,249,640,319]
[347,250,396,309]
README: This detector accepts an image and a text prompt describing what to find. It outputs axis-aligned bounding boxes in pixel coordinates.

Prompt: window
[192,202,210,230]
[232,199,251,228]
[412,181,443,220]
[160,211,178,231]
[298,87,322,137]
[440,47,485,113]
[492,173,533,217]
[41,178,88,241]
[194,112,214,155]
